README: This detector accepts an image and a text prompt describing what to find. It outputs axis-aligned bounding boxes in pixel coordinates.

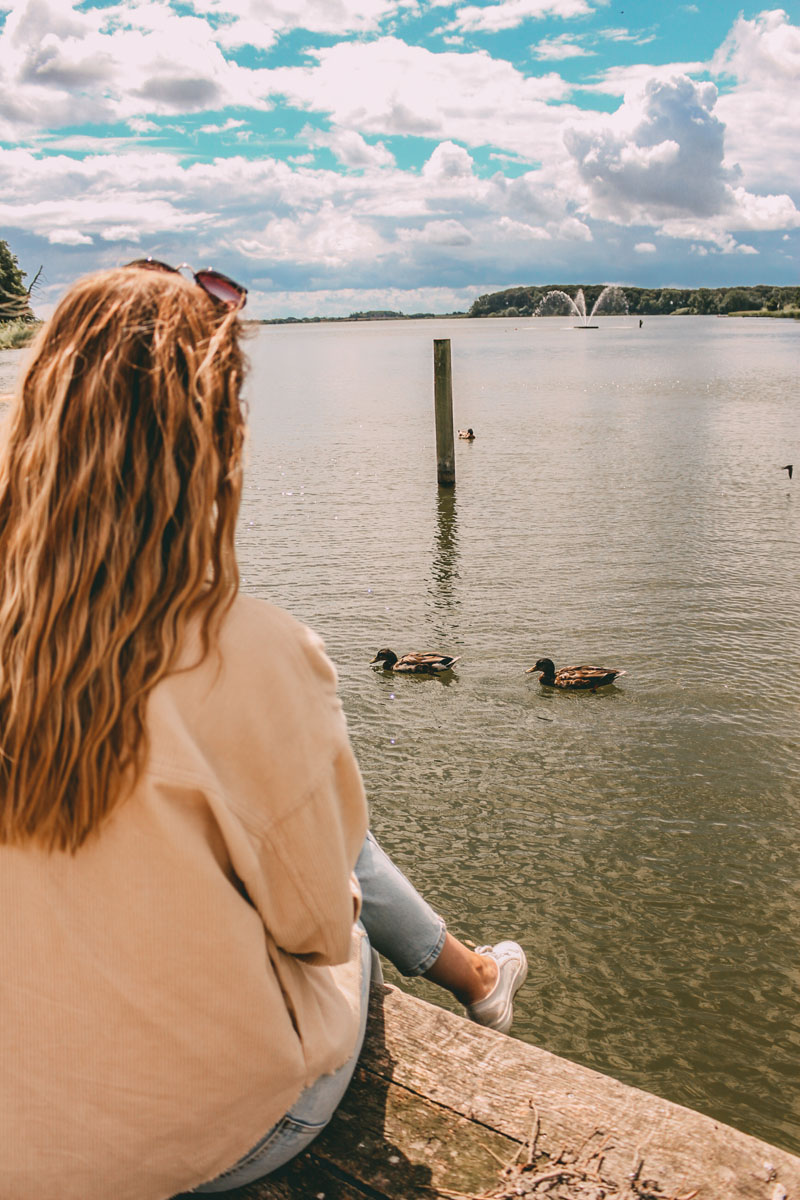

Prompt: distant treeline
[468,283,800,318]
[261,309,464,325]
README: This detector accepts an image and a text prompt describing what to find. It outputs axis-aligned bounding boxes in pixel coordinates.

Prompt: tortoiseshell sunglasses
[124,258,247,311]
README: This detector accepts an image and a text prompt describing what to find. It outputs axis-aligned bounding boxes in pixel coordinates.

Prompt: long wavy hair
[0,266,246,850]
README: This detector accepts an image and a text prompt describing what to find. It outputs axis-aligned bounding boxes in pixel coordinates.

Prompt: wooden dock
[200,982,800,1200]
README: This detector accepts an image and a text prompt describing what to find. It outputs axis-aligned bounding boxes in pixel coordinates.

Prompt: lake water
[2,314,798,1154]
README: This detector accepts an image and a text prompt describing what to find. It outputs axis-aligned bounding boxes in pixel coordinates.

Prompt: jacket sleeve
[246,738,368,965]
[223,613,369,967]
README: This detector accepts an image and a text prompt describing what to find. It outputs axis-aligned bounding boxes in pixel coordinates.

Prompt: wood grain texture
[189,983,800,1200]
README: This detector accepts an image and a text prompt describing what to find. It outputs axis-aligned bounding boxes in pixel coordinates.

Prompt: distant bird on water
[458,428,476,440]
[526,658,626,690]
[371,649,461,674]
[782,464,793,480]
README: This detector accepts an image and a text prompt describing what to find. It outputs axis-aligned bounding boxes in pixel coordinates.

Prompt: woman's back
[0,593,368,1200]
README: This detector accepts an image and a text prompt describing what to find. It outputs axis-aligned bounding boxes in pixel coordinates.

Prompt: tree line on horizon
[468,282,800,318]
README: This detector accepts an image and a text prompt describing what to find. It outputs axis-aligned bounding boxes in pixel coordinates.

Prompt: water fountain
[534,285,628,327]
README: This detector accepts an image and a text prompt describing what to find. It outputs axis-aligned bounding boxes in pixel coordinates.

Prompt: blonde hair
[0,266,246,850]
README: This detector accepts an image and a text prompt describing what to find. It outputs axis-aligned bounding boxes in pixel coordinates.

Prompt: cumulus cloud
[421,140,474,180]
[397,219,474,246]
[0,0,270,136]
[269,37,576,160]
[303,126,395,169]
[235,204,388,267]
[565,76,736,221]
[497,216,550,240]
[563,71,800,249]
[711,9,800,193]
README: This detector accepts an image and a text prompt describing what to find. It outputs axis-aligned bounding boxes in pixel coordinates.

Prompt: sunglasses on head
[124,258,247,311]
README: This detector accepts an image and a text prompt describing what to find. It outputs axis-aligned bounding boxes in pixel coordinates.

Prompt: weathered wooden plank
[183,983,800,1200]
[363,984,800,1200]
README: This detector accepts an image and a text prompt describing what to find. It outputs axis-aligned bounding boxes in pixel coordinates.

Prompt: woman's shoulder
[148,593,346,793]
[217,593,338,693]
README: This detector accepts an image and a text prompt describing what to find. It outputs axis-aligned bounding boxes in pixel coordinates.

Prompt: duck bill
[524,666,538,673]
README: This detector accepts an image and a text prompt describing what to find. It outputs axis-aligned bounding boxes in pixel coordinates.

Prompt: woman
[0,264,527,1200]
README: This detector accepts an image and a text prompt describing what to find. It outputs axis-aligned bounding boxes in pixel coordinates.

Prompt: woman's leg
[354,830,446,976]
[190,929,372,1192]
[355,831,527,1021]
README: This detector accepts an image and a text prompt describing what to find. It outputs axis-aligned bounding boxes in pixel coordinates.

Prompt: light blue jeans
[190,831,446,1192]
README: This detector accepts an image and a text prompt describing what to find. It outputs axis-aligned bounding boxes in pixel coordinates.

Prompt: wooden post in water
[433,338,455,488]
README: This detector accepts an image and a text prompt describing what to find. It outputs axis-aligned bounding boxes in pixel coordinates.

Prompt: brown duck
[371,649,461,674]
[527,658,625,690]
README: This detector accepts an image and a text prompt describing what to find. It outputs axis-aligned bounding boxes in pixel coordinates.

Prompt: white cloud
[303,126,395,169]
[564,72,800,247]
[634,242,656,253]
[398,219,474,246]
[421,140,474,180]
[268,37,576,160]
[584,59,705,99]
[566,76,735,221]
[198,118,248,134]
[235,203,388,266]
[711,9,800,194]
[600,27,656,47]
[532,34,591,60]
[99,225,142,242]
[193,0,413,47]
[47,228,93,246]
[450,0,592,34]
[497,216,550,240]
[713,7,800,85]
[0,0,271,137]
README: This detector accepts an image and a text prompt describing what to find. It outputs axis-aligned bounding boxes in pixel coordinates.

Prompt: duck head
[526,657,555,682]
[371,649,398,669]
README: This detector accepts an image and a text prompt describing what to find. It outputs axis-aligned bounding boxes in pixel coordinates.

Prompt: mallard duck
[371,649,461,674]
[526,657,625,690]
[458,428,476,440]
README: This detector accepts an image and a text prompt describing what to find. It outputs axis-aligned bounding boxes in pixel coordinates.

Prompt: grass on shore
[0,319,41,350]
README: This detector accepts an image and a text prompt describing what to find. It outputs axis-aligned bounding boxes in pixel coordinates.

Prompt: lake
[2,312,798,1154]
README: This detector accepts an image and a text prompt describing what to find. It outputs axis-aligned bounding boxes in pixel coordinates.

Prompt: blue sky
[1,0,799,317]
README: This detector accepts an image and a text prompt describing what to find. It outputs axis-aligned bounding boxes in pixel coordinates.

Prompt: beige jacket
[0,594,369,1200]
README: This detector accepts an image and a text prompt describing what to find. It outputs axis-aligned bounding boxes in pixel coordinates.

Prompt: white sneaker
[465,941,528,1035]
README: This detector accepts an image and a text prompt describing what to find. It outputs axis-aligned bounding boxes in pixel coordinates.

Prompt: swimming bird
[526,658,625,690]
[458,428,476,440]
[782,464,793,480]
[371,649,461,674]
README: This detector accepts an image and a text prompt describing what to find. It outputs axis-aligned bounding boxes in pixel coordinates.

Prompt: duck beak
[525,665,537,673]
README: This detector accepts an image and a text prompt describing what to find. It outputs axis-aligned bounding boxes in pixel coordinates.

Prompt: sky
[1,0,799,318]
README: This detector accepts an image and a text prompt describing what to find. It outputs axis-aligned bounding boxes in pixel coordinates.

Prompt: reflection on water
[428,487,460,621]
